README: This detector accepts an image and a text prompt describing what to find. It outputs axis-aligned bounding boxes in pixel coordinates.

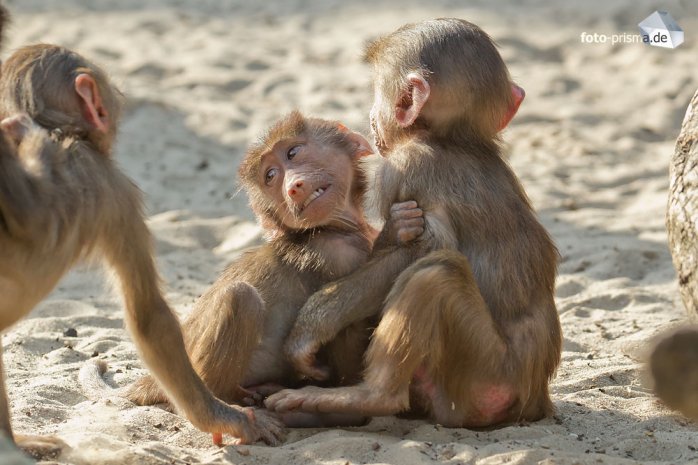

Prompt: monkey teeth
[302,187,327,210]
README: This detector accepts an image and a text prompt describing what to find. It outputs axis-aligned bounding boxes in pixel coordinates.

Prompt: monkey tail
[78,360,127,401]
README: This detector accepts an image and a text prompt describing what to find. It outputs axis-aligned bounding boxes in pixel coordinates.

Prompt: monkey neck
[269,221,373,279]
[425,131,502,159]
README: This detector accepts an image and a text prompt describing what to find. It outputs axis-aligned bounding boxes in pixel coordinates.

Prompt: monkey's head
[0,44,122,155]
[364,18,524,154]
[239,111,372,234]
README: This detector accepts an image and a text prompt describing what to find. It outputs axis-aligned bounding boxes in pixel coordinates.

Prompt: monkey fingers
[389,200,425,244]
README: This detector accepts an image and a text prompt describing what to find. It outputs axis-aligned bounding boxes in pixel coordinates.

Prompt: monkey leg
[1,344,66,460]
[126,281,266,406]
[267,250,515,427]
[185,281,266,403]
[101,192,282,445]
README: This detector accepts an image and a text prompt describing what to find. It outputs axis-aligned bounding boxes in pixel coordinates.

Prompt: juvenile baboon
[266,18,561,428]
[0,44,282,458]
[82,112,423,442]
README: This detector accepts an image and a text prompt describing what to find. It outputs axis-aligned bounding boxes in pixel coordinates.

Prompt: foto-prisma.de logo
[638,10,684,49]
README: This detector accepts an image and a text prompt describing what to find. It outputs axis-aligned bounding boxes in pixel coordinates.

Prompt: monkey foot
[265,385,405,417]
[208,408,285,446]
[15,434,67,460]
[201,399,285,446]
[248,408,286,446]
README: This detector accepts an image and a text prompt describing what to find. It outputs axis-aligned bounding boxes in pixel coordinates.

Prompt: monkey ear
[345,131,373,157]
[498,83,525,131]
[395,73,430,128]
[75,73,109,133]
[335,123,373,157]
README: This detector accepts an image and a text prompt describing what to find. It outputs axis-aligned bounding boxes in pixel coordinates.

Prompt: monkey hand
[200,398,285,446]
[284,334,330,381]
[0,113,42,146]
[386,200,425,245]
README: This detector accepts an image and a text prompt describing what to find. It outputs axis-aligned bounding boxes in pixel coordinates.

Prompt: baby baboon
[82,112,422,442]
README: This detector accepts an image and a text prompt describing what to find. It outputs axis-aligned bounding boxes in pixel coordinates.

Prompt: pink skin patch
[471,384,514,424]
[412,365,514,426]
[413,365,438,398]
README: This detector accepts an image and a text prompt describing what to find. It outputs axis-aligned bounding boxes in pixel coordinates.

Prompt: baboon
[0,44,282,458]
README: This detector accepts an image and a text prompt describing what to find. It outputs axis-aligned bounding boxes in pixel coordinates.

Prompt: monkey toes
[247,408,285,446]
[265,386,336,413]
[389,200,425,245]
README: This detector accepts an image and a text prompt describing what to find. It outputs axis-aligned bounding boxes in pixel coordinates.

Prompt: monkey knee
[222,281,265,322]
[386,251,483,325]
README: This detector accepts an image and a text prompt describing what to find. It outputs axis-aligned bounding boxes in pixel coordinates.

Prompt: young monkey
[83,111,424,438]
[0,44,283,458]
[266,18,561,428]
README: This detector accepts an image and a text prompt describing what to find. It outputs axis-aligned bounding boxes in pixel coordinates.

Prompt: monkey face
[257,137,356,230]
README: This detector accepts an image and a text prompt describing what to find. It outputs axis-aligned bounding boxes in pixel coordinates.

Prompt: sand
[2,0,698,463]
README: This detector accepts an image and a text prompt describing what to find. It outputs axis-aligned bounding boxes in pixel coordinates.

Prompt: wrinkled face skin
[259,135,355,230]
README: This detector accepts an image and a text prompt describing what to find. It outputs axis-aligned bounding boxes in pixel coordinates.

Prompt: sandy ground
[2,0,698,463]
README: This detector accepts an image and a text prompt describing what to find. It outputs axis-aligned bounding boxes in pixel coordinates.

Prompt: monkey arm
[285,244,420,380]
[98,171,283,445]
[286,198,457,380]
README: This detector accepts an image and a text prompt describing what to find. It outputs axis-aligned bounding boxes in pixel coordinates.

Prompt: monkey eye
[287,145,302,160]
[265,168,278,185]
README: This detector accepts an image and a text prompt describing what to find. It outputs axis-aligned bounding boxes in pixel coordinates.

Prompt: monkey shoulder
[208,245,309,308]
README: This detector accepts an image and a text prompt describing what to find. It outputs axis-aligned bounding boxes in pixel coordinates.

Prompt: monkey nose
[288,180,304,197]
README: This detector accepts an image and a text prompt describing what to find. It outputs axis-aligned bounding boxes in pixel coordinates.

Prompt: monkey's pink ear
[345,131,373,158]
[395,73,430,128]
[75,73,109,133]
[498,83,525,131]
